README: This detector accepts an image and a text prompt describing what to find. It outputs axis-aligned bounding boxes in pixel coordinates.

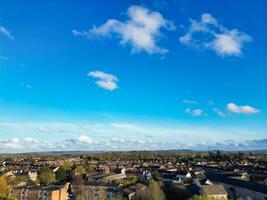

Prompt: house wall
[102,173,127,182]
[51,183,70,200]
[9,183,70,200]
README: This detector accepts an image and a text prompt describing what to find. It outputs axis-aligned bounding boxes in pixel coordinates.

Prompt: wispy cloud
[180,13,252,57]
[227,102,260,115]
[20,83,33,89]
[212,108,227,117]
[0,137,22,149]
[1,136,266,152]
[73,5,175,54]
[0,26,14,40]
[0,121,265,152]
[0,55,9,60]
[182,99,198,104]
[185,108,203,117]
[111,123,136,129]
[88,71,118,91]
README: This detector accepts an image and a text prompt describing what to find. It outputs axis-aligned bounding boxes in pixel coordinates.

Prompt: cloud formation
[227,102,260,115]
[1,136,266,152]
[180,13,252,56]
[20,83,33,89]
[0,26,14,40]
[185,108,203,117]
[182,99,198,104]
[78,135,93,144]
[88,71,118,91]
[212,108,227,117]
[73,5,175,54]
[0,121,266,152]
[0,137,22,149]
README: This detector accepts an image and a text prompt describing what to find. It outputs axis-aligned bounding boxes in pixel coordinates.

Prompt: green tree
[39,166,55,185]
[116,177,138,187]
[55,166,67,182]
[75,166,86,174]
[152,171,162,181]
[62,161,72,170]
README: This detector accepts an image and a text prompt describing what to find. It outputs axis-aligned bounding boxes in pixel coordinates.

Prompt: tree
[62,161,72,170]
[0,177,9,197]
[72,175,85,186]
[75,166,86,174]
[116,177,138,187]
[152,171,162,181]
[136,181,165,200]
[39,166,55,185]
[56,166,67,182]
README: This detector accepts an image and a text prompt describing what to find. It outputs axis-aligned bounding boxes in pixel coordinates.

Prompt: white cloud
[2,136,264,152]
[88,71,118,91]
[0,26,14,40]
[0,137,22,149]
[182,99,198,104]
[186,108,203,117]
[207,100,214,106]
[1,121,266,152]
[180,13,252,56]
[111,123,136,129]
[25,137,39,143]
[73,5,175,54]
[212,108,226,117]
[78,135,93,144]
[227,103,259,115]
[20,83,33,89]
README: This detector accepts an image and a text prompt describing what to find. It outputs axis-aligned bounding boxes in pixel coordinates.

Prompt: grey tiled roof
[202,185,227,195]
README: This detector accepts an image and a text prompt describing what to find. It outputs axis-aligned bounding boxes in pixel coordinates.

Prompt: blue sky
[0,0,267,152]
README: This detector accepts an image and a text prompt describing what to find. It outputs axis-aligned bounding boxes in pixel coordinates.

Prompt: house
[85,172,106,184]
[73,185,117,199]
[115,167,126,174]
[166,168,177,173]
[96,165,110,174]
[121,183,146,200]
[200,184,228,200]
[176,172,192,182]
[28,171,38,182]
[141,171,152,180]
[9,182,70,200]
[53,167,59,173]
[100,173,127,183]
[205,168,267,200]
[194,171,206,180]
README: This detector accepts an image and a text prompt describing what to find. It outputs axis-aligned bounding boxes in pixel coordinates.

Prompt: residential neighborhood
[0,151,267,200]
